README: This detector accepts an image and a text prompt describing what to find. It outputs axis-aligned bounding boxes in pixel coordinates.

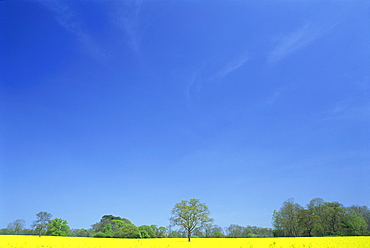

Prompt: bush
[212,231,225,238]
[93,232,107,238]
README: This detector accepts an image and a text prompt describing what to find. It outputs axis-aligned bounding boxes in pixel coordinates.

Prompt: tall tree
[32,212,52,236]
[7,219,25,235]
[272,198,302,237]
[170,198,213,242]
[306,198,326,236]
[298,209,320,237]
[323,202,345,235]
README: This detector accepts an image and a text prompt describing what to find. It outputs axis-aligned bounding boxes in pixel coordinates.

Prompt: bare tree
[32,211,52,236]
[7,219,25,235]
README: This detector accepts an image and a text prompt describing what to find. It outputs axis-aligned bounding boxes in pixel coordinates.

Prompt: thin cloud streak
[217,53,249,79]
[39,0,106,61]
[268,21,338,63]
[326,101,370,122]
[185,66,205,111]
[185,53,249,110]
[112,0,142,55]
[264,90,281,105]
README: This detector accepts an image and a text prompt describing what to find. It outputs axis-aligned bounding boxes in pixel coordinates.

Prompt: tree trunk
[188,231,191,242]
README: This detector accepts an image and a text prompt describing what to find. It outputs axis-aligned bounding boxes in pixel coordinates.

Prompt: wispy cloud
[185,52,250,110]
[216,53,249,79]
[112,0,142,55]
[39,0,106,61]
[185,65,205,110]
[263,83,295,105]
[264,90,282,105]
[326,100,370,122]
[268,21,338,63]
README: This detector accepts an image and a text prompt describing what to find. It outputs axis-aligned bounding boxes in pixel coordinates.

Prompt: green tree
[7,219,25,235]
[0,228,11,235]
[47,218,70,236]
[211,231,225,238]
[202,223,214,238]
[170,198,213,242]
[139,229,150,238]
[119,224,141,238]
[103,223,114,237]
[298,209,320,237]
[91,215,134,237]
[272,210,284,236]
[111,219,128,229]
[168,230,182,238]
[93,232,106,238]
[307,198,326,236]
[347,205,370,234]
[226,224,244,238]
[323,202,345,235]
[209,225,223,236]
[272,199,302,237]
[343,210,368,236]
[76,228,90,237]
[150,225,167,238]
[139,225,156,238]
[32,211,52,236]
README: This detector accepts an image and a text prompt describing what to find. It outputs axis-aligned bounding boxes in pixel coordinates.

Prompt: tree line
[0,199,272,241]
[3,198,368,240]
[272,198,370,237]
[1,213,272,239]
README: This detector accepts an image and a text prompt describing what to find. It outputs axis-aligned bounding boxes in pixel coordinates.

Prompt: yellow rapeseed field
[1,235,369,248]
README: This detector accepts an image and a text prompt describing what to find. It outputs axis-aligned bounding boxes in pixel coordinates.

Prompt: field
[1,236,370,248]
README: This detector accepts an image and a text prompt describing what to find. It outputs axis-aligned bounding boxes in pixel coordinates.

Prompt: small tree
[7,219,25,235]
[32,211,52,236]
[47,218,70,236]
[170,198,213,242]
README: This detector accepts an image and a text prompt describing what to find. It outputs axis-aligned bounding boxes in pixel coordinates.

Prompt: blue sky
[1,0,370,230]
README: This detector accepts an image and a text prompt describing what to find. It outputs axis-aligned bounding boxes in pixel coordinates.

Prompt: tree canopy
[47,218,70,236]
[170,198,213,242]
[272,198,369,237]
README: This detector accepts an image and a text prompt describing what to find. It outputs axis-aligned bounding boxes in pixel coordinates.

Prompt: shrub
[93,232,107,238]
